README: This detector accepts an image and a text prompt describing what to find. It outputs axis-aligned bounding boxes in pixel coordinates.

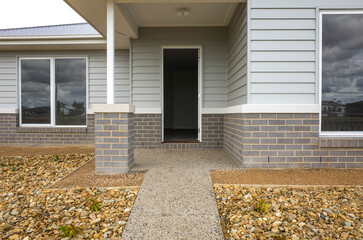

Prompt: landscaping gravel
[211,169,363,186]
[214,185,363,240]
[0,153,139,239]
[50,160,145,189]
[0,146,94,157]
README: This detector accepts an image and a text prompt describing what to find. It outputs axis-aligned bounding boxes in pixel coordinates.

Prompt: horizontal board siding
[251,72,315,83]
[0,50,130,111]
[251,51,315,62]
[251,93,315,104]
[89,50,130,106]
[251,41,315,51]
[250,62,315,72]
[227,3,248,107]
[248,0,362,104]
[249,1,317,104]
[251,83,315,93]
[251,30,316,40]
[131,27,227,108]
[251,8,316,18]
[251,19,316,30]
[0,55,17,108]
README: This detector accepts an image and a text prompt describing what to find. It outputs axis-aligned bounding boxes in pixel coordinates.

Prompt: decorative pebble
[0,153,139,239]
[214,185,362,239]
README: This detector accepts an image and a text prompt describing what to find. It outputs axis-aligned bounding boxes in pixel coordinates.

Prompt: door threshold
[163,140,200,143]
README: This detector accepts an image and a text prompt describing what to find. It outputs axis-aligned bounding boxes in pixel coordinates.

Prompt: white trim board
[134,108,162,114]
[93,104,135,113]
[8,105,320,115]
[203,104,320,114]
[0,108,18,114]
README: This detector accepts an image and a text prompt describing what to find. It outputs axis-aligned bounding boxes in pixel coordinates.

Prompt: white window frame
[318,10,363,137]
[19,57,88,128]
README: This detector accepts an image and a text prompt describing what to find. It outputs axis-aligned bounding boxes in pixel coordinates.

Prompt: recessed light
[177,8,189,17]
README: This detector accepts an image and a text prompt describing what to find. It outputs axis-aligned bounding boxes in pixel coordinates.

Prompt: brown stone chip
[50,159,145,188]
[0,145,95,157]
[211,169,363,186]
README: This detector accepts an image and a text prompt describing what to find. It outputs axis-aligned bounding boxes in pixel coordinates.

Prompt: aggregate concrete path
[122,149,239,240]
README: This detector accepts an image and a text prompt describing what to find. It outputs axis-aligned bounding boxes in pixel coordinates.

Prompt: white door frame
[161,46,203,142]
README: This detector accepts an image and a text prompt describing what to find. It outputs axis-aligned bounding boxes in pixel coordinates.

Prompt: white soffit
[65,0,135,49]
[123,2,237,27]
[65,0,243,41]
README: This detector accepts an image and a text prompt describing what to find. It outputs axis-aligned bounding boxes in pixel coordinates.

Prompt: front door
[162,48,201,142]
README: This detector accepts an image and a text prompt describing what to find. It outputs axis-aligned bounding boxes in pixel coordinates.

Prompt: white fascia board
[0,108,18,114]
[115,0,245,2]
[0,39,107,45]
[0,34,103,40]
[93,104,135,113]
[116,4,139,38]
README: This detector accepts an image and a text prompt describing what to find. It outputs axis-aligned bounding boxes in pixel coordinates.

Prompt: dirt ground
[211,169,363,186]
[50,160,145,188]
[0,145,95,157]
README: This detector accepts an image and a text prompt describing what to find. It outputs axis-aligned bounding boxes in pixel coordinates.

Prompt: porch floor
[121,149,238,239]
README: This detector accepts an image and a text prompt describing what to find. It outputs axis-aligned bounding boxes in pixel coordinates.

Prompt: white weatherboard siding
[131,27,227,109]
[89,50,130,106]
[0,50,130,112]
[0,55,17,109]
[227,3,248,107]
[249,2,316,104]
[248,0,363,104]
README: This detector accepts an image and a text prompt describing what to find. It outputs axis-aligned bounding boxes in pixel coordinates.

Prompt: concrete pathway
[122,149,238,239]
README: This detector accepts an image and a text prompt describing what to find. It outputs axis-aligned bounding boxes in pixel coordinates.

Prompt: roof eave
[0,34,104,40]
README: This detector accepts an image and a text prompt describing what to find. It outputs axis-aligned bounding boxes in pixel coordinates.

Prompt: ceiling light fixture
[177,8,189,17]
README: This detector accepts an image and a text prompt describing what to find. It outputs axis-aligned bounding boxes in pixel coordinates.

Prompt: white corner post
[107,0,115,104]
[94,0,135,175]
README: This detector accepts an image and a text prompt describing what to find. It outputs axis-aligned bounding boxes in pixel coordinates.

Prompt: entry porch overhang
[65,0,245,105]
[65,0,245,49]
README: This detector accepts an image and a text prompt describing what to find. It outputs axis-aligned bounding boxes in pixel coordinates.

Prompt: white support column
[107,0,115,104]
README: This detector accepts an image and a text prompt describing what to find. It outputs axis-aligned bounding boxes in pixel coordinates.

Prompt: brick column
[93,104,135,174]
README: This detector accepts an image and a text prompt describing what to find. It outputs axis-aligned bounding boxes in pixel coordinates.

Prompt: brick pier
[93,104,135,174]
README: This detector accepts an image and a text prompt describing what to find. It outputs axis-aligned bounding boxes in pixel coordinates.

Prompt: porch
[66,0,246,174]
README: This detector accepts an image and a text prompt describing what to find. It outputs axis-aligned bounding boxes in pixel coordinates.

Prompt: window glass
[322,14,363,132]
[21,59,51,124]
[55,59,87,125]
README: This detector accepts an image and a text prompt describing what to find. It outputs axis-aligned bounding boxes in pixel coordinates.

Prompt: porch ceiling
[64,0,244,48]
[122,2,238,27]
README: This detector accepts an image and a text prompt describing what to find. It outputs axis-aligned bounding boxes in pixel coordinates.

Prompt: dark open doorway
[163,49,199,142]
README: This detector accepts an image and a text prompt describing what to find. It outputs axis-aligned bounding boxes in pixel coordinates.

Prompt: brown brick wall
[224,113,363,169]
[95,113,134,174]
[0,113,94,146]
